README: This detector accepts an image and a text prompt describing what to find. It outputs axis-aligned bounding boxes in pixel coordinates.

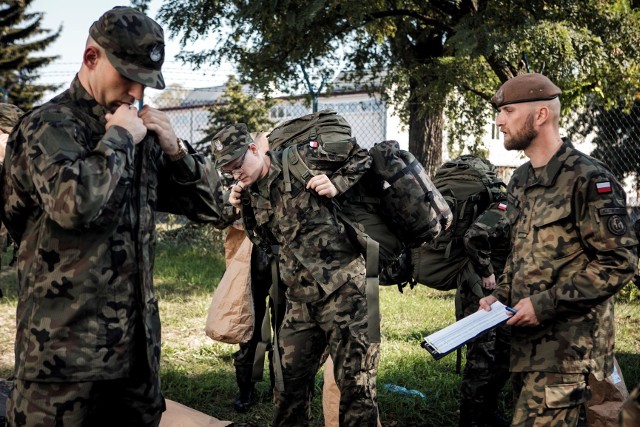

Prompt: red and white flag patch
[596,181,612,194]
[309,140,318,148]
[497,202,507,211]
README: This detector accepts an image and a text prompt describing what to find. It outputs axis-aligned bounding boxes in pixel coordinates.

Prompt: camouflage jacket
[463,201,511,278]
[0,77,229,382]
[242,141,371,303]
[493,140,637,378]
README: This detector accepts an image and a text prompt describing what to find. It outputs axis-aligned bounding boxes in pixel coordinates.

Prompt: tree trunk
[408,102,444,176]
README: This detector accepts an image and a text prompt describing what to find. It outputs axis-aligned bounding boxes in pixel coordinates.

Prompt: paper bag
[204,232,254,344]
[160,399,232,427]
[586,356,629,427]
[322,355,382,427]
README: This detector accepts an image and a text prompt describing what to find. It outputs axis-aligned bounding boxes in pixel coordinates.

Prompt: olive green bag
[411,155,505,290]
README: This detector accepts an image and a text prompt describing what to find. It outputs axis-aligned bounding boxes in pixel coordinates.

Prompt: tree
[150,0,639,171]
[0,0,61,109]
[194,75,274,153]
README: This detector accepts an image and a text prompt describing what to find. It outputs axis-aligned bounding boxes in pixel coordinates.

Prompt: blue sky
[32,0,233,96]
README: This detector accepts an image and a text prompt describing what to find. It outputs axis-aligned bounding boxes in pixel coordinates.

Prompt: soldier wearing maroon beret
[480,74,638,427]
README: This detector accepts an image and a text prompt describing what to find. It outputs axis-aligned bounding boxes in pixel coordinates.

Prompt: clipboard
[421,301,513,360]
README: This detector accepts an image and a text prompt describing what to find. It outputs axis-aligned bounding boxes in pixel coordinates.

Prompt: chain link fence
[155,92,640,206]
[154,89,391,152]
[569,103,640,208]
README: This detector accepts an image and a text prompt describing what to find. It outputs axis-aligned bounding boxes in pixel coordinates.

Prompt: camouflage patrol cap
[491,73,561,108]
[89,6,165,90]
[211,124,253,168]
[0,103,23,133]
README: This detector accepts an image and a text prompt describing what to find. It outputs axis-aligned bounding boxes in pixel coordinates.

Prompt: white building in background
[159,78,409,151]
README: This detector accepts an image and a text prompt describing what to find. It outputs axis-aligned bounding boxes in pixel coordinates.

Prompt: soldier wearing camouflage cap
[213,123,379,426]
[0,103,23,136]
[0,103,23,165]
[1,6,231,425]
[480,74,638,426]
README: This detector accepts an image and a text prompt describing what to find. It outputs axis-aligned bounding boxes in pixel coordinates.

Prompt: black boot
[233,382,257,413]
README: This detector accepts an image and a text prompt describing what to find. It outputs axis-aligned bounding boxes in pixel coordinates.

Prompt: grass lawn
[0,226,639,426]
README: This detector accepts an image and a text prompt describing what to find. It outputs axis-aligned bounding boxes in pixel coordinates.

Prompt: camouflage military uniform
[493,140,638,426]
[0,103,23,288]
[238,140,378,426]
[0,74,228,424]
[457,202,511,427]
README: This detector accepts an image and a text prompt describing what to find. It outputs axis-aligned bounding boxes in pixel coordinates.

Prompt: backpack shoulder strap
[282,144,381,343]
[282,145,315,192]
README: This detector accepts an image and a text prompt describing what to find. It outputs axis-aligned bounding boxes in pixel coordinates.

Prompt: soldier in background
[480,73,637,426]
[458,200,511,427]
[0,103,23,165]
[0,7,228,425]
[0,103,23,287]
[212,125,379,426]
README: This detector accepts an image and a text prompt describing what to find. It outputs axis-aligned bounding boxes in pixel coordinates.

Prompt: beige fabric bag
[159,399,232,427]
[204,227,254,344]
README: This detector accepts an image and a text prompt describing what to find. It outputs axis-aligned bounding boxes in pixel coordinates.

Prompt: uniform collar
[253,151,281,196]
[525,138,573,188]
[69,76,110,126]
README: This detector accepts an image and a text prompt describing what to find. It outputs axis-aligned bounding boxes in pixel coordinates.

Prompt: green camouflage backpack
[411,155,505,290]
[267,110,451,287]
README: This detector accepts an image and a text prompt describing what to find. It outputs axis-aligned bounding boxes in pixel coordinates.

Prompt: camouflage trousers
[511,371,590,427]
[273,279,379,427]
[456,262,511,425]
[619,385,640,427]
[7,375,164,427]
[233,246,285,387]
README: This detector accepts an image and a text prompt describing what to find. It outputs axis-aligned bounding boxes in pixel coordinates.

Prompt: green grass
[0,226,639,426]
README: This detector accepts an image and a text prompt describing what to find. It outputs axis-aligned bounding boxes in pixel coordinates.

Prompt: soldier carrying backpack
[412,155,511,427]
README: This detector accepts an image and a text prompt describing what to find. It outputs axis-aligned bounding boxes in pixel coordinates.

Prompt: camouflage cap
[211,124,253,168]
[89,6,165,90]
[491,73,561,108]
[0,103,24,133]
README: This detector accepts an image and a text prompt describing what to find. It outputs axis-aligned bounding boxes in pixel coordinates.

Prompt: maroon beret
[491,73,561,108]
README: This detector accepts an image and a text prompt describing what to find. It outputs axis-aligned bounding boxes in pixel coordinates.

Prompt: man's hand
[138,105,180,155]
[506,297,539,326]
[482,274,496,290]
[478,295,498,311]
[105,105,147,144]
[228,181,245,209]
[307,174,338,198]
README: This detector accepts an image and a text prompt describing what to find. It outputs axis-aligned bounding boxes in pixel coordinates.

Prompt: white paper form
[422,301,512,360]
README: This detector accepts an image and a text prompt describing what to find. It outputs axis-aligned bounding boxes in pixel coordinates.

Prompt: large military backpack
[411,155,505,290]
[265,109,451,287]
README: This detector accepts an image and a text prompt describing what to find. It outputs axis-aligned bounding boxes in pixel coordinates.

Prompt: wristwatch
[167,138,187,161]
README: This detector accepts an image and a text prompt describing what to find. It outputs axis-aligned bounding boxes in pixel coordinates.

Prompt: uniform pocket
[545,381,589,409]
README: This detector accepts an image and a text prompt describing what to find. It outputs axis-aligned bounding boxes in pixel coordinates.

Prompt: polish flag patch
[309,140,318,148]
[596,181,612,194]
[497,202,507,211]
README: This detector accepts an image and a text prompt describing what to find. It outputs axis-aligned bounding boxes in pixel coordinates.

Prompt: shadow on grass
[617,351,640,390]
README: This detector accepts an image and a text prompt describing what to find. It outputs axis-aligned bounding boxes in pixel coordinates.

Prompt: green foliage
[0,0,61,108]
[155,0,640,164]
[196,75,274,153]
[618,281,640,303]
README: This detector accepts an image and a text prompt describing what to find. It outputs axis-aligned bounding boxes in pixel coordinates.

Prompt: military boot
[233,381,257,413]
